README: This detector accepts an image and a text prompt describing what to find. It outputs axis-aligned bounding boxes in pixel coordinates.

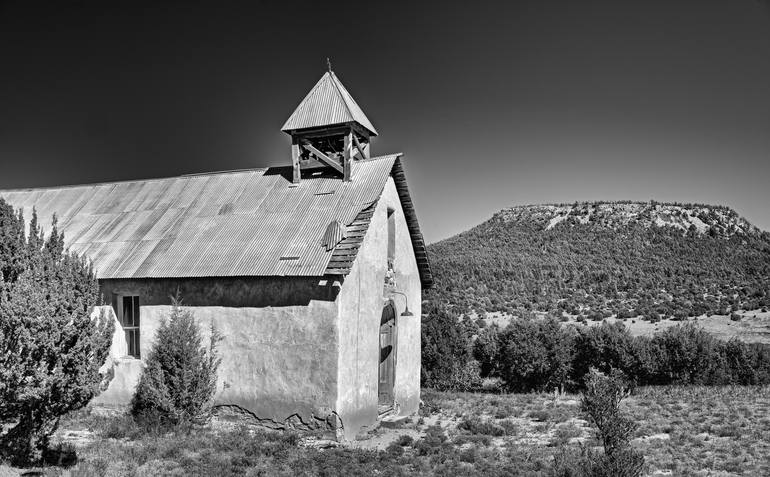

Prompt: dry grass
[424,385,770,476]
[625,386,770,475]
[3,386,769,476]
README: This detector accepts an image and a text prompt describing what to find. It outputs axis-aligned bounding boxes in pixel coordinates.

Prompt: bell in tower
[281,64,377,183]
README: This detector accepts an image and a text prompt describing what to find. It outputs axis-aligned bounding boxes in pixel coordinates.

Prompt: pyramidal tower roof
[281,71,378,136]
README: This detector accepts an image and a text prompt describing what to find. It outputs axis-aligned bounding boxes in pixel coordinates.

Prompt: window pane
[133,296,140,326]
[120,296,140,357]
[133,330,140,359]
[125,329,133,357]
[124,329,140,358]
[122,297,132,327]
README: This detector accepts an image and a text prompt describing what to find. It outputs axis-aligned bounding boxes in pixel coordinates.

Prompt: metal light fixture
[391,291,414,317]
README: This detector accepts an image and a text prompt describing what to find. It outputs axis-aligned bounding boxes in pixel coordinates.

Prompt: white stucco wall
[335,177,422,440]
[91,300,340,427]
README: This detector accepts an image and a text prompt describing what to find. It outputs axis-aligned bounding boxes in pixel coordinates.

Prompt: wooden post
[291,137,301,184]
[352,134,368,160]
[343,130,352,182]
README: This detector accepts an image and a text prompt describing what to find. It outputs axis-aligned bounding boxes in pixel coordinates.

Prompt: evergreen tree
[131,295,221,427]
[497,317,575,392]
[0,200,25,283]
[581,369,644,476]
[473,324,501,378]
[0,200,114,465]
[420,299,476,390]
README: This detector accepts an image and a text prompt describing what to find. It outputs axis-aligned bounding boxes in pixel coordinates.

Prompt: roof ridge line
[181,167,266,177]
[0,168,267,193]
[329,71,357,127]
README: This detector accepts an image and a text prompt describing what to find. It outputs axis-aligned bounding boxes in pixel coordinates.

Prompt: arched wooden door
[378,303,397,407]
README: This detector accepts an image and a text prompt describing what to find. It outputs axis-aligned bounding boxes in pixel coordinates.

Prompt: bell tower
[281,65,377,183]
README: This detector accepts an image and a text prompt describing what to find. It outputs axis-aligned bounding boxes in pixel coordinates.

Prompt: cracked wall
[93,277,339,429]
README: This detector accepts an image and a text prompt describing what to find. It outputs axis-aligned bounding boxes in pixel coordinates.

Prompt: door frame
[378,301,398,408]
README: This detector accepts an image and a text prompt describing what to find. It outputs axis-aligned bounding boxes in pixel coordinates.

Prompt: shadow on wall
[99,276,341,308]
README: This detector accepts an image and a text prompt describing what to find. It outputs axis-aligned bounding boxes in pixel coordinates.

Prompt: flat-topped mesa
[282,68,377,183]
[494,201,760,238]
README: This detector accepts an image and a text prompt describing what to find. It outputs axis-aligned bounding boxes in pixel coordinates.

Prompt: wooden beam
[352,134,368,159]
[289,125,354,139]
[350,122,372,139]
[343,131,352,181]
[325,268,352,275]
[291,139,301,184]
[301,142,344,174]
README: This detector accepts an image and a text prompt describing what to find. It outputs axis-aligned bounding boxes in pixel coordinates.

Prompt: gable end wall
[335,177,422,440]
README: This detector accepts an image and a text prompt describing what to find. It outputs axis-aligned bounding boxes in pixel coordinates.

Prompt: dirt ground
[479,310,770,344]
[613,311,770,343]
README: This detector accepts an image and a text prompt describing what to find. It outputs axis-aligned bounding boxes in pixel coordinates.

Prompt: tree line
[422,306,770,392]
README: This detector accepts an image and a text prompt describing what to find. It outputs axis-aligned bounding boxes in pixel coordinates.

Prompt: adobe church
[0,69,432,440]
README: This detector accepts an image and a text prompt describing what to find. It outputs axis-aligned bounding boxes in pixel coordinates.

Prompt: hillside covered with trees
[426,201,770,320]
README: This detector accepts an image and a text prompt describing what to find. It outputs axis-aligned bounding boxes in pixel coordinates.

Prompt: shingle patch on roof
[325,200,377,275]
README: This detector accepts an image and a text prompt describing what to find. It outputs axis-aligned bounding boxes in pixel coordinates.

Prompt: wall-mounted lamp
[390,291,414,317]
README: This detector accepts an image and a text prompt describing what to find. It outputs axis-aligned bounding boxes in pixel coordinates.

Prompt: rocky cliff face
[495,202,760,238]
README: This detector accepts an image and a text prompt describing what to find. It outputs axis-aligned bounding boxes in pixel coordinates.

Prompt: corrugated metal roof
[281,71,378,136]
[0,155,402,279]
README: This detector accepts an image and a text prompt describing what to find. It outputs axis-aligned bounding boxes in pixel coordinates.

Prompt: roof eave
[281,121,378,138]
[391,156,433,289]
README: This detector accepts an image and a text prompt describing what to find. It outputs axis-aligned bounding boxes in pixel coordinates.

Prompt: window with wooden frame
[387,208,396,268]
[117,295,140,359]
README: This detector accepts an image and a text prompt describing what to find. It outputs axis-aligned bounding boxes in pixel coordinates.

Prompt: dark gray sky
[1,1,769,243]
